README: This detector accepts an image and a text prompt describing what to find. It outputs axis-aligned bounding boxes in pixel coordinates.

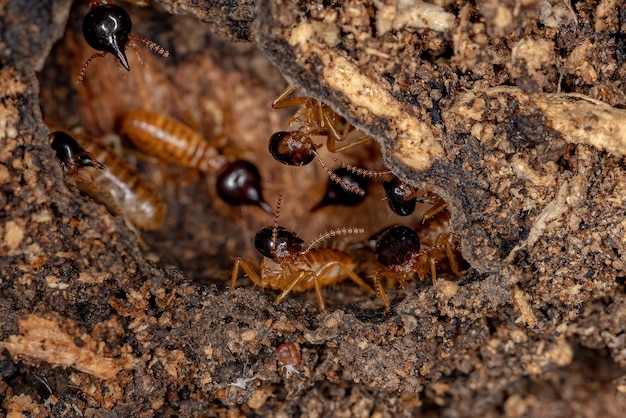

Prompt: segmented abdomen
[119,110,226,172]
[83,141,165,230]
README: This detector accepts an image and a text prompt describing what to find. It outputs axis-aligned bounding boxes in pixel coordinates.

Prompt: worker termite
[269,85,376,196]
[78,2,169,83]
[50,131,165,238]
[372,224,465,311]
[117,110,272,214]
[50,130,126,222]
[230,194,374,312]
[118,109,228,172]
[271,85,370,153]
[268,132,390,196]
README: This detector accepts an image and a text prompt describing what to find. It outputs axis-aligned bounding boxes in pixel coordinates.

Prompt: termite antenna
[76,52,107,84]
[314,152,365,196]
[271,193,284,258]
[129,34,170,57]
[412,243,460,267]
[303,227,365,255]
[332,158,392,178]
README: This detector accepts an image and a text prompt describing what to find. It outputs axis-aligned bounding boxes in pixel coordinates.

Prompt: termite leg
[312,274,328,313]
[420,201,449,222]
[273,271,309,305]
[328,135,372,153]
[374,272,392,312]
[317,261,374,294]
[230,257,262,290]
[429,257,438,284]
[447,245,465,277]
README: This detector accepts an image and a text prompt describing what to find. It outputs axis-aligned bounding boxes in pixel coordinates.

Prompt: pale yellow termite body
[118,110,228,172]
[82,140,165,230]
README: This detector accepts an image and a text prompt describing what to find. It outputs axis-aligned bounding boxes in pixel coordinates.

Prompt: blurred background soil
[1,0,626,416]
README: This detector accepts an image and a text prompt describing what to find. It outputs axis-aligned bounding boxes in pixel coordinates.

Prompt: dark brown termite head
[216,160,274,216]
[268,131,316,166]
[49,131,105,171]
[83,4,132,71]
[78,3,169,83]
[382,176,417,216]
[375,225,421,268]
[311,167,370,211]
[254,226,304,260]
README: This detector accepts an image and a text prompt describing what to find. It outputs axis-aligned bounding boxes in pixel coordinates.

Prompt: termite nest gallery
[40,0,469,312]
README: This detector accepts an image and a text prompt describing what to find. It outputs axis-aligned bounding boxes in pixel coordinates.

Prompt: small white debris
[282,364,300,378]
[229,376,256,390]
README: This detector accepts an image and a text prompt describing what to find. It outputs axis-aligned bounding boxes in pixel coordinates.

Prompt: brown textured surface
[2,0,626,417]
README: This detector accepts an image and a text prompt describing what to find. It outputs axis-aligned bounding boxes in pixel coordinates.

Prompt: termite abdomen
[82,141,166,230]
[118,110,226,172]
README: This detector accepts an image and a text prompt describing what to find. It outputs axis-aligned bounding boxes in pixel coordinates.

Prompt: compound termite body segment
[118,109,228,173]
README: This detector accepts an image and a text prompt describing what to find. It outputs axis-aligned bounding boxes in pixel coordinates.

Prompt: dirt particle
[2,220,25,255]
[241,330,257,342]
[513,287,537,328]
[435,280,459,298]
[247,385,273,410]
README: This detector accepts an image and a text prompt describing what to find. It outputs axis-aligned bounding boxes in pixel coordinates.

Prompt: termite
[269,85,377,196]
[81,139,166,230]
[50,130,105,174]
[310,166,370,212]
[78,1,169,83]
[216,160,274,216]
[50,130,126,222]
[118,110,273,214]
[230,194,373,312]
[118,109,228,172]
[271,84,370,153]
[50,130,165,233]
[372,223,466,311]
[268,131,390,197]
